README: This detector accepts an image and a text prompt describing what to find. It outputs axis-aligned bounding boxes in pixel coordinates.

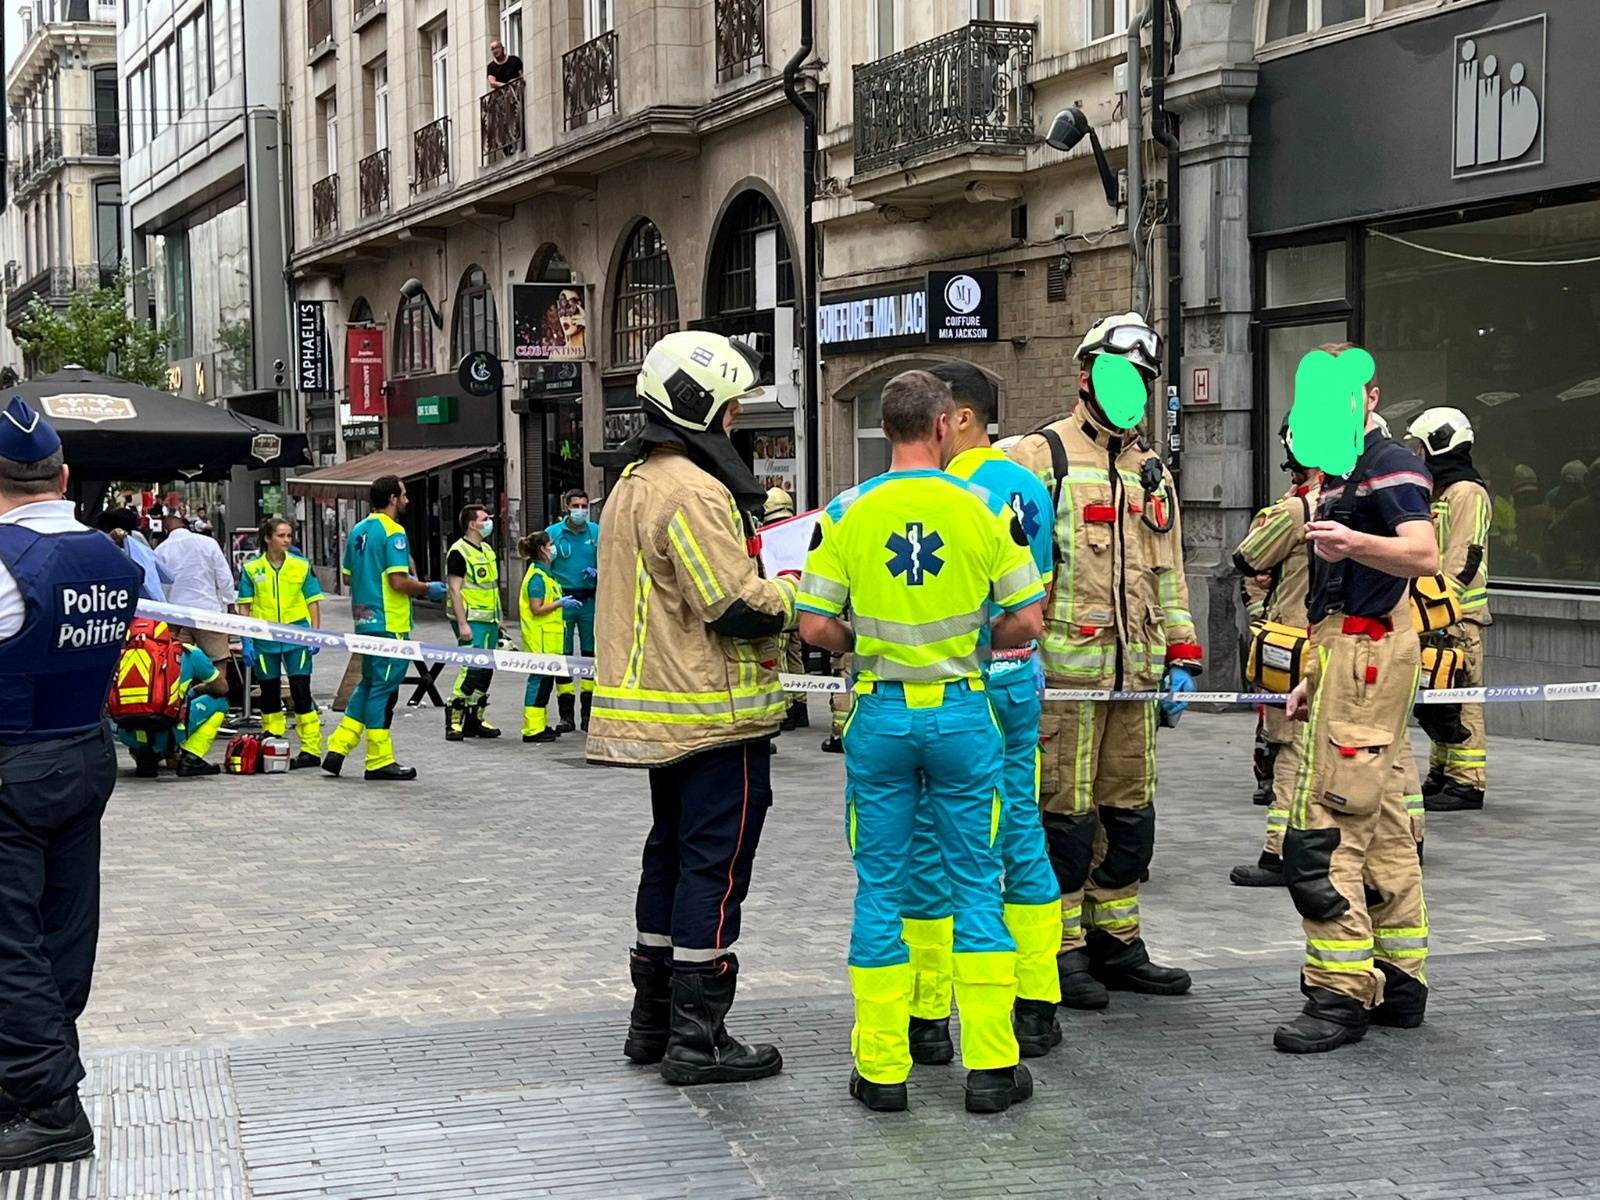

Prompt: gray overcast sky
[6,8,27,74]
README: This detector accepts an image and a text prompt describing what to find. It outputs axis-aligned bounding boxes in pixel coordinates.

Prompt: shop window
[1264,242,1346,309]
[451,265,500,359]
[1365,197,1600,588]
[397,288,436,376]
[707,191,795,317]
[611,220,679,368]
[855,388,889,483]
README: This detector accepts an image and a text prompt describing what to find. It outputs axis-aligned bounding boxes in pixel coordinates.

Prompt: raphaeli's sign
[40,394,137,424]
[1454,15,1545,179]
[296,300,331,392]
[817,283,928,352]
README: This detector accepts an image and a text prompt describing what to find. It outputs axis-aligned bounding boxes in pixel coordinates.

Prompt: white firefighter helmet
[1074,312,1163,378]
[636,330,764,433]
[1406,407,1474,457]
[763,486,795,521]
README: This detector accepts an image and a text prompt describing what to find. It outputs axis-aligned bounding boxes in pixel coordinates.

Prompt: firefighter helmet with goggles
[636,331,764,433]
[1406,407,1474,457]
[1074,313,1163,378]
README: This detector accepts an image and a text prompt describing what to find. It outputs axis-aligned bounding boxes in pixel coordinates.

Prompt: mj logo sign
[1454,14,1545,179]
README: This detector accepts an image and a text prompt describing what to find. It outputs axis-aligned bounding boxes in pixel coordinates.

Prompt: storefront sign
[512,283,590,361]
[926,271,999,343]
[817,282,927,352]
[250,433,282,463]
[296,301,330,393]
[516,362,583,408]
[346,328,386,418]
[1453,16,1545,179]
[416,395,458,425]
[457,351,503,397]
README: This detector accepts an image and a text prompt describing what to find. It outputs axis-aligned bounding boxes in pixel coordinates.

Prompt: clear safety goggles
[1086,323,1163,373]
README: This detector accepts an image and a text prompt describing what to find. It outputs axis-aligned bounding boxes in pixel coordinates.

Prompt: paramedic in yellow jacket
[592,330,799,1089]
[1230,425,1320,888]
[1008,313,1201,1011]
[1406,407,1492,813]
[237,517,324,769]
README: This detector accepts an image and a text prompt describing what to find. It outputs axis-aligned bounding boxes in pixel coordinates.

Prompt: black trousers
[635,739,773,971]
[0,725,117,1106]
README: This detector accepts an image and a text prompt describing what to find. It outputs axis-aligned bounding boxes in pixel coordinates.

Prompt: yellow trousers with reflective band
[1284,618,1428,1006]
[1427,621,1487,790]
[260,709,324,756]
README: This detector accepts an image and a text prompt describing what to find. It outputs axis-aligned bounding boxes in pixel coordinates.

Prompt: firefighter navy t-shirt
[1307,430,1433,623]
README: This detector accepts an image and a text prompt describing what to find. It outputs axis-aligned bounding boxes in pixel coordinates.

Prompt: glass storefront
[149,199,254,393]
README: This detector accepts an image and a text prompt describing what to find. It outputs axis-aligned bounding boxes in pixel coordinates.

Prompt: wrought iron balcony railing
[359,148,390,217]
[563,30,618,131]
[311,173,340,240]
[10,129,65,198]
[6,263,116,326]
[852,20,1034,175]
[412,117,451,193]
[480,77,526,166]
[307,0,333,51]
[79,123,118,157]
[715,0,766,83]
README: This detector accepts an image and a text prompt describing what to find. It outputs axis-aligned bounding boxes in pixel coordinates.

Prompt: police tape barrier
[136,601,1600,707]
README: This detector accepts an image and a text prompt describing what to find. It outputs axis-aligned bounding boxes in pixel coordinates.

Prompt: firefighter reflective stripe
[1444,747,1486,767]
[592,684,785,722]
[1072,703,1097,814]
[1306,937,1375,972]
[1405,793,1426,820]
[1291,646,1333,826]
[1086,894,1139,932]
[1374,926,1429,960]
[1061,900,1083,942]
[450,538,501,623]
[1158,570,1192,631]
[1265,808,1290,832]
[667,512,727,608]
[621,554,651,690]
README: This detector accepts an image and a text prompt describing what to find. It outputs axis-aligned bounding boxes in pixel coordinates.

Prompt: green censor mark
[1288,347,1376,476]
[1090,353,1149,431]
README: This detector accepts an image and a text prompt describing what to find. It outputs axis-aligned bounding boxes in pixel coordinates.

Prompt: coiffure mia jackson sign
[818,272,1000,353]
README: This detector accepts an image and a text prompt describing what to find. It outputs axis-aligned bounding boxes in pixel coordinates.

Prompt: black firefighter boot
[623,948,674,1064]
[445,703,467,742]
[465,705,503,739]
[1086,930,1192,995]
[1274,983,1369,1053]
[1421,766,1447,799]
[1230,851,1288,888]
[556,693,578,734]
[579,691,593,732]
[965,1064,1034,1114]
[1371,961,1428,1030]
[658,956,783,1085]
[1013,999,1063,1058]
[1057,949,1109,1011]
[0,1090,94,1172]
[908,1017,954,1065]
[1425,781,1484,813]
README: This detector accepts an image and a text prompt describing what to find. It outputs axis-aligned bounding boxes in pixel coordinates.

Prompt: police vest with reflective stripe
[450,537,501,622]
[0,524,142,743]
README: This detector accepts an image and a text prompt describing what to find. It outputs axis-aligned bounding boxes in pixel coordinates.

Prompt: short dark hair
[96,506,138,533]
[459,503,488,532]
[0,448,64,498]
[563,488,589,506]
[880,370,955,444]
[930,361,998,426]
[370,474,405,509]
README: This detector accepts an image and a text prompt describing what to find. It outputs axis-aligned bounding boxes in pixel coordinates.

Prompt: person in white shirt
[153,512,237,662]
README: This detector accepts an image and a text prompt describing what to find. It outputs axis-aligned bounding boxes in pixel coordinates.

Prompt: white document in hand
[757,509,822,577]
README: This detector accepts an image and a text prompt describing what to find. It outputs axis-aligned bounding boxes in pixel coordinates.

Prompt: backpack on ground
[225,734,263,775]
[108,618,186,731]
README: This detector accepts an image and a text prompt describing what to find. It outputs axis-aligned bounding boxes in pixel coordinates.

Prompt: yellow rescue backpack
[1245,619,1309,694]
[1418,640,1465,691]
[1410,573,1465,634]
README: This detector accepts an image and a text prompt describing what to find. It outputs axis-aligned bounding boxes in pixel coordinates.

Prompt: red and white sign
[1191,366,1212,404]
[347,328,387,418]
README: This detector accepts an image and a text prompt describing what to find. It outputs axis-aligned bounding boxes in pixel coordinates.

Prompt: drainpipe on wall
[1128,2,1148,316]
[1150,0,1182,482]
[782,0,819,509]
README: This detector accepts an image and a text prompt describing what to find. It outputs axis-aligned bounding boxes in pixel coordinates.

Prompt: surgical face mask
[568,506,590,527]
[478,517,494,538]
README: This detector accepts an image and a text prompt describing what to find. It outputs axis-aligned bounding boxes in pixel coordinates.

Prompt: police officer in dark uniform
[0,398,140,1170]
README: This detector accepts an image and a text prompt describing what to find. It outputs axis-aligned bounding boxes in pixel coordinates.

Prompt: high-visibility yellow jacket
[588,446,798,767]
[1433,479,1492,626]
[1234,479,1321,629]
[1008,402,1202,689]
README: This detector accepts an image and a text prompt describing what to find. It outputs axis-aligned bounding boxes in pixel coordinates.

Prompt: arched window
[611,220,679,367]
[349,296,374,325]
[396,288,436,375]
[707,191,795,317]
[527,243,574,283]
[451,265,500,359]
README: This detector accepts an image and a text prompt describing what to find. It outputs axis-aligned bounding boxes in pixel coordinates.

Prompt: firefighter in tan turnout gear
[1008,314,1201,1010]
[1230,424,1321,888]
[590,330,799,1088]
[1406,407,1492,813]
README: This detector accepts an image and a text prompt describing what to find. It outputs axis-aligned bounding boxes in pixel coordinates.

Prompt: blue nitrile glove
[559,596,583,614]
[1160,665,1198,726]
[1033,651,1046,695]
[583,567,598,582]
[241,637,256,663]
[425,580,447,603]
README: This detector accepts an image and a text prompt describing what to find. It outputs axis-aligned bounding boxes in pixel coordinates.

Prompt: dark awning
[18,368,310,480]
[285,445,498,498]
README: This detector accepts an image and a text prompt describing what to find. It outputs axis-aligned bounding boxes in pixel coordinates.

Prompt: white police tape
[136,600,1600,707]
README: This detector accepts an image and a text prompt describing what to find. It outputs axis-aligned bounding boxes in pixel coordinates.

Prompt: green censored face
[1288,347,1376,476]
[1090,353,1150,430]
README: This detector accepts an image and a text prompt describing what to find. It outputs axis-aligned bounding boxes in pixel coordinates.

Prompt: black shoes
[365,762,418,781]
[820,735,843,754]
[556,695,578,734]
[780,700,810,732]
[131,750,160,778]
[523,730,560,744]
[1086,932,1193,996]
[658,957,783,1086]
[320,751,345,777]
[965,1065,1033,1114]
[1371,962,1428,1029]
[908,1016,954,1065]
[623,949,673,1065]
[1057,949,1110,1010]
[579,694,592,732]
[1014,999,1063,1058]
[445,705,467,741]
[1421,766,1446,798]
[850,1070,908,1112]
[290,751,321,771]
[1274,985,1369,1054]
[175,750,219,777]
[465,707,502,739]
[1424,782,1484,812]
[1251,778,1273,806]
[1230,852,1288,888]
[0,1091,94,1172]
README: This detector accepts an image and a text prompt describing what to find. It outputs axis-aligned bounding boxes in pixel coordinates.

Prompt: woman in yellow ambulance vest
[517,531,582,742]
[238,516,323,768]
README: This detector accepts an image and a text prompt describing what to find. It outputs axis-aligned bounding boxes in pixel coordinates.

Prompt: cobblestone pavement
[5,597,1598,1197]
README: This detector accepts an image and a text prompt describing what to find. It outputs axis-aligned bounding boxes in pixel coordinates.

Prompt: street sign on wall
[296,301,330,393]
[926,270,1000,343]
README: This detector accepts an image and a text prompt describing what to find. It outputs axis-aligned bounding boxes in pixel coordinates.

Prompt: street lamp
[1045,107,1121,212]
[400,277,444,329]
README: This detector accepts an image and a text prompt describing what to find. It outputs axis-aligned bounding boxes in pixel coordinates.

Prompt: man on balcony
[486,40,523,89]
